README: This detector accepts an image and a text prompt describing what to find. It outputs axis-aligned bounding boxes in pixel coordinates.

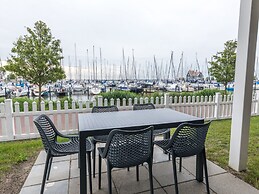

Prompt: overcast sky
[0,0,241,78]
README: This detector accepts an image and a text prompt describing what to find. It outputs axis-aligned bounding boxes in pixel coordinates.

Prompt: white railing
[0,92,258,141]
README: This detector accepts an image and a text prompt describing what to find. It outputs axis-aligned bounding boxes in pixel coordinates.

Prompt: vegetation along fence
[0,92,258,141]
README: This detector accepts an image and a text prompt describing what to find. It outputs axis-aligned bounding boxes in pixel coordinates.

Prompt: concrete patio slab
[24,160,70,187]
[112,165,160,194]
[152,160,195,187]
[20,180,68,194]
[69,176,118,194]
[34,151,71,165]
[153,146,170,163]
[20,147,259,194]
[139,188,167,194]
[181,155,227,177]
[163,180,217,194]
[70,156,108,178]
[209,173,259,194]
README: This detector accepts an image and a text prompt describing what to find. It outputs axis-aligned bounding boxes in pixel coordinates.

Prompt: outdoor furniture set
[34,103,211,194]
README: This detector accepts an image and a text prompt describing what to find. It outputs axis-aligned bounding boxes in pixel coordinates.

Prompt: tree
[209,40,237,93]
[5,21,66,109]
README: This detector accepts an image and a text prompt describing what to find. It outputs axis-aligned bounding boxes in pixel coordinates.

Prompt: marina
[1,78,259,102]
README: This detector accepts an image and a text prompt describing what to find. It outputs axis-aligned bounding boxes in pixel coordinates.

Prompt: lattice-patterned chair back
[92,105,118,113]
[103,126,153,168]
[133,103,155,110]
[169,122,211,157]
[34,114,58,153]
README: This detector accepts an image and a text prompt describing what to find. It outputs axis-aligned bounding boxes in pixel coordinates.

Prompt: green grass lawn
[206,117,259,189]
[0,139,43,177]
[0,137,69,179]
[0,118,258,189]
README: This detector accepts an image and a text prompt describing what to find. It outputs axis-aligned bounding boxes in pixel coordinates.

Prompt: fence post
[116,98,120,107]
[164,93,169,108]
[98,96,103,106]
[128,98,132,107]
[5,99,14,140]
[214,92,222,119]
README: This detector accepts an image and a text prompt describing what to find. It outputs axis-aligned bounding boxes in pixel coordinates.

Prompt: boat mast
[100,48,103,81]
[132,49,137,80]
[68,56,72,80]
[93,45,96,81]
[153,55,159,81]
[74,43,78,81]
[177,52,184,81]
[87,49,90,81]
[78,60,82,81]
[196,52,200,72]
[167,51,176,81]
[122,49,127,81]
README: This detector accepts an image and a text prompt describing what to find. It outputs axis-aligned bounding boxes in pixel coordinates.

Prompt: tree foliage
[209,40,237,93]
[5,21,66,109]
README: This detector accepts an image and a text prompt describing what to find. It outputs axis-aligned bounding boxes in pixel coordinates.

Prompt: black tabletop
[78,108,203,136]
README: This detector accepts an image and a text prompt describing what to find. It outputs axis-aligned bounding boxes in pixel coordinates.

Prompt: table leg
[80,132,87,194]
[196,152,203,182]
[163,131,170,154]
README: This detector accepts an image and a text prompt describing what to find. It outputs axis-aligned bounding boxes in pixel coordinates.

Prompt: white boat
[73,84,84,92]
[117,82,130,91]
[16,88,29,97]
[165,83,181,92]
[90,85,101,95]
[0,89,7,97]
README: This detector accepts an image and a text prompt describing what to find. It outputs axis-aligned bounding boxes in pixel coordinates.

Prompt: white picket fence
[0,92,258,141]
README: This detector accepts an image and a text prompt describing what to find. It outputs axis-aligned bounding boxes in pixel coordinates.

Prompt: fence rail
[0,92,258,141]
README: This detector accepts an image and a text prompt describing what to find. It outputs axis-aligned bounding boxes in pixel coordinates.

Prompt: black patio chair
[91,105,119,178]
[98,126,154,194]
[133,103,171,159]
[34,114,94,194]
[154,122,211,194]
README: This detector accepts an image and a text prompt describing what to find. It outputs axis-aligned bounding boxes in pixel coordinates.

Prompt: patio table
[78,108,204,194]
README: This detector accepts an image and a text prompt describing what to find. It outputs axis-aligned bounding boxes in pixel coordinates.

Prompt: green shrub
[169,89,223,102]
[100,90,140,101]
[12,97,36,111]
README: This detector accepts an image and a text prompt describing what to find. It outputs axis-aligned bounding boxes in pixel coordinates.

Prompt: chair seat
[51,137,93,156]
[154,139,171,153]
[93,135,109,143]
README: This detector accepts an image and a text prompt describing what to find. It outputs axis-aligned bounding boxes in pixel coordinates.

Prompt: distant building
[186,70,204,83]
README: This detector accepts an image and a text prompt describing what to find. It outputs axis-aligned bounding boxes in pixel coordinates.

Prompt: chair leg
[136,165,139,181]
[179,157,182,172]
[107,164,112,194]
[92,142,96,178]
[172,155,179,194]
[98,154,102,189]
[41,152,51,194]
[148,160,154,194]
[203,149,210,194]
[127,167,130,171]
[87,152,93,194]
[46,157,53,180]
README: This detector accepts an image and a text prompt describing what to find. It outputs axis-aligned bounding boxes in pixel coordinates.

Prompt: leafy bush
[99,90,140,101]
[1,97,78,112]
[12,97,36,111]
[169,89,223,102]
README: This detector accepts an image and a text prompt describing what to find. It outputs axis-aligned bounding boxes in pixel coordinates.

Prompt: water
[40,92,96,102]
